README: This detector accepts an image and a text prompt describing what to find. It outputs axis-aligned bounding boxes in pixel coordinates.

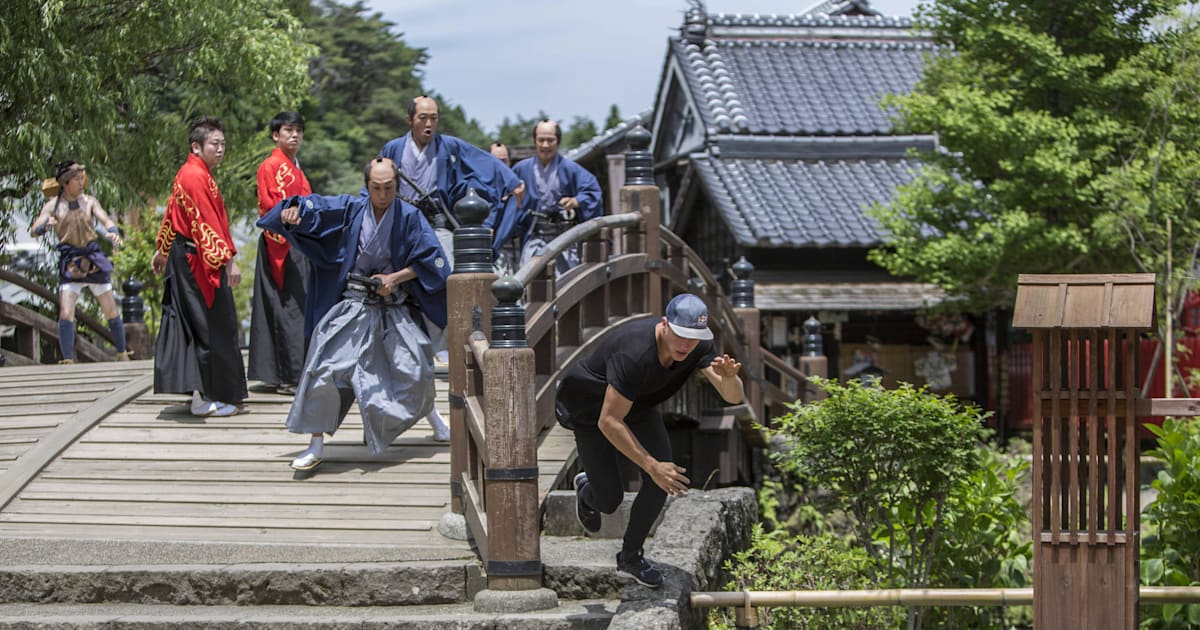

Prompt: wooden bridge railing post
[120,279,151,360]
[473,276,558,611]
[446,189,495,517]
[619,125,661,315]
[799,316,827,403]
[730,256,763,420]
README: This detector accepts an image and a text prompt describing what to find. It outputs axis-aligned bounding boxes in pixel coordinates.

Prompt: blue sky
[363,0,922,135]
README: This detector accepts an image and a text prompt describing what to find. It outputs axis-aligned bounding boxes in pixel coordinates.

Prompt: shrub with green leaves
[759,377,1032,630]
[1141,417,1200,628]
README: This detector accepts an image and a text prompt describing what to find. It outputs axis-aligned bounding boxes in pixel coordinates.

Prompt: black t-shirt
[556,318,718,427]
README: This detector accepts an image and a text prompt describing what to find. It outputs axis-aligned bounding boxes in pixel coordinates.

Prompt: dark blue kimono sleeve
[258,194,356,269]
[488,195,525,254]
[565,162,603,222]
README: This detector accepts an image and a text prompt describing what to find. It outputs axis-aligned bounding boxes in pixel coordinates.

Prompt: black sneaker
[573,472,601,533]
[616,548,663,588]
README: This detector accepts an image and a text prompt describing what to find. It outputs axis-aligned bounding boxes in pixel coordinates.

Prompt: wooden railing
[443,128,825,606]
[0,268,115,365]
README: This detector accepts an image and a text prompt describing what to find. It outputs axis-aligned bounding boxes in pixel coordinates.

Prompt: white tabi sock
[305,435,325,459]
[427,408,450,441]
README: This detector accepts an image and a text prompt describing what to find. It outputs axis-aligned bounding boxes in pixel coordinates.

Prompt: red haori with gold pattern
[157,154,237,307]
[256,147,312,288]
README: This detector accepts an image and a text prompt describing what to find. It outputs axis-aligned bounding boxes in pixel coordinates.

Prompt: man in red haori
[152,116,247,417]
[248,111,311,395]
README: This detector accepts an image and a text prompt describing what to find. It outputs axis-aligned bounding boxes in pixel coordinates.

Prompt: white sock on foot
[427,408,450,441]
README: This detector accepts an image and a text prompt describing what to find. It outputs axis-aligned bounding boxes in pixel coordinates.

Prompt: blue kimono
[258,194,450,337]
[504,155,603,274]
[257,195,451,453]
[377,132,521,246]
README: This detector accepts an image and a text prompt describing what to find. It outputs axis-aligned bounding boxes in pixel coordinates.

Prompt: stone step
[0,601,617,629]
[0,538,635,607]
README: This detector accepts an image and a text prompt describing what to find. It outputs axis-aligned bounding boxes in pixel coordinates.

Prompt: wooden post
[730,257,763,420]
[120,279,151,360]
[619,125,661,316]
[799,316,827,403]
[482,277,541,591]
[447,189,496,515]
[1013,274,1155,630]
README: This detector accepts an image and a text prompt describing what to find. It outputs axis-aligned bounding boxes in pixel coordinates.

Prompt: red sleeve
[256,151,312,288]
[164,156,236,307]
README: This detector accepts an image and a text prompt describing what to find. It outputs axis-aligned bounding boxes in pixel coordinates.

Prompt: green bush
[755,377,1032,630]
[110,209,163,336]
[1141,417,1200,629]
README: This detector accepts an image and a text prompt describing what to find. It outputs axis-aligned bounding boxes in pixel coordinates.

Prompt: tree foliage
[0,0,314,236]
[296,0,488,194]
[870,0,1196,313]
[1142,417,1200,628]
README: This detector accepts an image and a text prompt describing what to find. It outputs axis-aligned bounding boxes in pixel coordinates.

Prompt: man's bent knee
[589,486,625,514]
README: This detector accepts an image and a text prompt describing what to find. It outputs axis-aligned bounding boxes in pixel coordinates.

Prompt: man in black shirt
[556,293,744,588]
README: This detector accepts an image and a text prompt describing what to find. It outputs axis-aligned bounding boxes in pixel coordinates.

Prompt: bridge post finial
[490,276,526,348]
[624,125,653,186]
[120,278,152,360]
[799,315,828,402]
[803,315,823,357]
[730,256,755,308]
[121,279,144,324]
[452,187,492,274]
[619,124,661,315]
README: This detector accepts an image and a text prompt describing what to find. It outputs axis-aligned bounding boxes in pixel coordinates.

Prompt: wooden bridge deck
[0,360,575,551]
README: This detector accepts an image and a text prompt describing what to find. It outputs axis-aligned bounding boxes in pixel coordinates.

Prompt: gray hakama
[285,289,433,454]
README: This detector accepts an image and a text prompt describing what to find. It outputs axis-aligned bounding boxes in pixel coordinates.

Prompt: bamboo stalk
[691,587,1200,609]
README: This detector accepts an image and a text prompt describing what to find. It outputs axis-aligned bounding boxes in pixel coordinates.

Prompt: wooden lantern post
[1012,273,1156,629]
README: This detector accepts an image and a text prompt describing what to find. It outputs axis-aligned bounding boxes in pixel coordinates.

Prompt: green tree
[296,0,488,194]
[494,112,547,148]
[1090,18,1200,392]
[0,0,314,237]
[562,115,599,150]
[604,104,623,131]
[869,0,1192,313]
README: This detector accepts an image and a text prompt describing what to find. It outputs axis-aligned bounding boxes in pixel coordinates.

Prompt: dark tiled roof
[691,153,920,248]
[672,36,933,135]
[566,109,653,163]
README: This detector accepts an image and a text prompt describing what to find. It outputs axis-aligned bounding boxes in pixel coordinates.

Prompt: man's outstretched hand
[649,460,690,496]
[709,354,741,378]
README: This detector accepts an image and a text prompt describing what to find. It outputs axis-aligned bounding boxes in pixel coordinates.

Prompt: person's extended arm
[91,200,123,246]
[701,354,745,404]
[597,385,690,496]
[30,201,56,236]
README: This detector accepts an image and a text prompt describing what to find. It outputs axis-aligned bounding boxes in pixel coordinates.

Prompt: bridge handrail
[0,268,115,346]
[511,213,642,288]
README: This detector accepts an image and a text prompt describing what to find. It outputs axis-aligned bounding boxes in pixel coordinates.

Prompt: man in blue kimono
[376,95,522,403]
[376,95,523,267]
[502,119,603,276]
[258,157,451,471]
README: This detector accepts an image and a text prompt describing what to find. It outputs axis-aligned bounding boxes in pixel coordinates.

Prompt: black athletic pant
[573,409,671,553]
